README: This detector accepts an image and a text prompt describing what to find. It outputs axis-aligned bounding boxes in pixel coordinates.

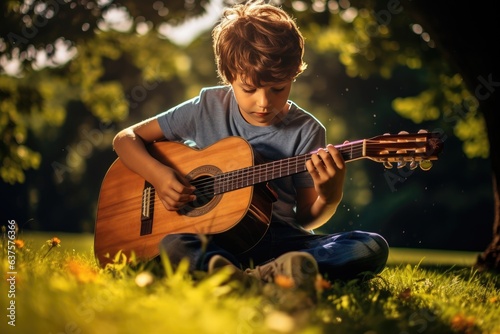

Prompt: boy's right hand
[153,165,196,211]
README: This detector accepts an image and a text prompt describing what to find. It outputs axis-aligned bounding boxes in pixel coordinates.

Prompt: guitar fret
[248,166,253,186]
[225,172,231,192]
[236,169,240,189]
[243,166,248,186]
[221,172,226,193]
[218,173,224,193]
[237,168,243,189]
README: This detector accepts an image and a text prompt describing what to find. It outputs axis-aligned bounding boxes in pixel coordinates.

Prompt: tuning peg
[419,160,433,171]
[383,161,394,169]
[397,161,407,169]
[409,160,419,170]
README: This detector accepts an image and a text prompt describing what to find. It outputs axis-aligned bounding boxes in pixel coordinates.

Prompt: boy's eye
[240,85,286,94]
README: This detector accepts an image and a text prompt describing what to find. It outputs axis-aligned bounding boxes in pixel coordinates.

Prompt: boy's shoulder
[194,85,233,104]
[199,85,231,95]
[288,101,325,128]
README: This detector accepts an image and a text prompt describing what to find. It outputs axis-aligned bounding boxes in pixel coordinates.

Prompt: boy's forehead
[237,74,290,87]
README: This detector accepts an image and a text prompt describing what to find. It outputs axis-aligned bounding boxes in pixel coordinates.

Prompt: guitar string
[181,140,413,193]
[146,140,427,200]
[147,145,427,200]
[146,144,367,200]
[186,145,362,195]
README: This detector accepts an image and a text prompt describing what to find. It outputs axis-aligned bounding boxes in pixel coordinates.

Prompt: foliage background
[0,0,494,252]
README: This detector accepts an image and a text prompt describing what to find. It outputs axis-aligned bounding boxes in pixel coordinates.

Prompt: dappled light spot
[265,311,296,333]
[340,7,358,23]
[292,1,308,12]
[135,271,155,287]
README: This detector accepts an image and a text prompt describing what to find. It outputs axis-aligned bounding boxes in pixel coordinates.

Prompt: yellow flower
[42,237,62,259]
[315,275,331,292]
[14,239,25,249]
[450,313,477,333]
[66,259,98,283]
[46,237,61,248]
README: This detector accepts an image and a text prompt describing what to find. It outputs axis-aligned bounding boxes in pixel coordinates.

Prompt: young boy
[113,0,389,288]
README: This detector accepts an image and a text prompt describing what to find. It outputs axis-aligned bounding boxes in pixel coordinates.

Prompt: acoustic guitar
[94,131,443,267]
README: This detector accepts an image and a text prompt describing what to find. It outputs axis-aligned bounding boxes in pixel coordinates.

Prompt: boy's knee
[371,233,389,255]
[160,234,201,250]
[366,233,389,273]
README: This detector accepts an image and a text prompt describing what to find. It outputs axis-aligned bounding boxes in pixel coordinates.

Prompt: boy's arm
[113,118,196,211]
[295,144,346,230]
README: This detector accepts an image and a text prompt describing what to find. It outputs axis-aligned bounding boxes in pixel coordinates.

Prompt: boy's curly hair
[212,0,307,86]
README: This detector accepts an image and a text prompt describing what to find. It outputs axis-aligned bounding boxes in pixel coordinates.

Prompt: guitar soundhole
[179,165,222,217]
[188,175,214,206]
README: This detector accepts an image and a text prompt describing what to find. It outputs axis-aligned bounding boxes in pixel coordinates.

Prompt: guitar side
[93,137,270,267]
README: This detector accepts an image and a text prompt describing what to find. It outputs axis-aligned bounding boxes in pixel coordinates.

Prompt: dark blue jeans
[159,222,389,280]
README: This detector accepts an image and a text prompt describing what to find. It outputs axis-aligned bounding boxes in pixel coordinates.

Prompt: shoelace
[246,260,282,282]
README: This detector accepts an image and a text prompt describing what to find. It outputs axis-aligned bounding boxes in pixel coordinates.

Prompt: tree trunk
[476,174,500,272]
[404,0,500,272]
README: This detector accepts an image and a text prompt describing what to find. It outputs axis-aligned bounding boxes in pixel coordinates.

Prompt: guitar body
[94,137,275,267]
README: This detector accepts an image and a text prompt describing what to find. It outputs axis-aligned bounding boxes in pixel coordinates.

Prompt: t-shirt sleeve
[156,96,200,142]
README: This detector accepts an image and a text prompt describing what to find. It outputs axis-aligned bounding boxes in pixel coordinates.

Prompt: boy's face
[231,75,292,126]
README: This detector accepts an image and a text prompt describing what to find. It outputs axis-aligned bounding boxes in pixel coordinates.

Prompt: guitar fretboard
[213,140,365,194]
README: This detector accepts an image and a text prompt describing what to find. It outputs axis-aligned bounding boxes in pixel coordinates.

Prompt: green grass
[1,231,499,334]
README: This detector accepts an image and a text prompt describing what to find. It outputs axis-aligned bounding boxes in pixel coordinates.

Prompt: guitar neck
[213,140,365,194]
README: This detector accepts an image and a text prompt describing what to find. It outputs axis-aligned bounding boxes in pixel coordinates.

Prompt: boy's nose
[256,90,271,109]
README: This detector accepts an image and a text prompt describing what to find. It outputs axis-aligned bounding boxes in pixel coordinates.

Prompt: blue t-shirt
[156,86,326,227]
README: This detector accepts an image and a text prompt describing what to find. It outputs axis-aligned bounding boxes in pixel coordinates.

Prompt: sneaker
[245,251,319,292]
[208,255,255,285]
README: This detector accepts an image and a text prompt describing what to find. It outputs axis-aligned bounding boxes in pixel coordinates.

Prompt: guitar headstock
[366,130,444,171]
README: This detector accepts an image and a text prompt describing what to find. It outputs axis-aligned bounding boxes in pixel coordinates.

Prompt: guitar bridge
[140,181,155,235]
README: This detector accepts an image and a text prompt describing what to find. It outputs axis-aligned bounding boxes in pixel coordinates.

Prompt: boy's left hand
[306,144,346,205]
